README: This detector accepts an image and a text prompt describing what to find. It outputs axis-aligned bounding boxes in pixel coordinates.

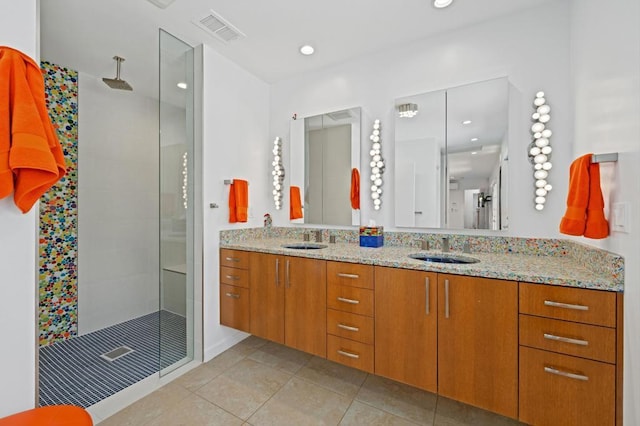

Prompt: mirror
[394,77,509,230]
[290,107,361,226]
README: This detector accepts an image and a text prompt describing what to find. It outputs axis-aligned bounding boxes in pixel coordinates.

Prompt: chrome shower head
[102,56,133,91]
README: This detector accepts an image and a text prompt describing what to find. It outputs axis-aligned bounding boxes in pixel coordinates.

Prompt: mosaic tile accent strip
[39,310,186,408]
[39,62,79,346]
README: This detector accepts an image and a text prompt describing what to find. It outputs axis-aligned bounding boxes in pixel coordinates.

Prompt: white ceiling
[40,0,550,99]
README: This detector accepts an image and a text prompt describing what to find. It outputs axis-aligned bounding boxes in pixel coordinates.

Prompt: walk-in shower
[37,29,196,409]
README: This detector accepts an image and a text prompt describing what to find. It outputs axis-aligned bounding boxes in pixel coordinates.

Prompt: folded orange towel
[350,168,360,210]
[234,179,249,222]
[228,182,237,223]
[584,162,609,239]
[0,46,67,213]
[559,154,591,236]
[290,186,303,220]
[559,153,609,239]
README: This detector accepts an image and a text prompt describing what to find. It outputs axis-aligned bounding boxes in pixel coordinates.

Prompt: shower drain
[100,346,134,362]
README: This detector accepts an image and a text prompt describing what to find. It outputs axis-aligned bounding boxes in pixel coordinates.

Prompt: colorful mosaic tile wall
[39,62,79,346]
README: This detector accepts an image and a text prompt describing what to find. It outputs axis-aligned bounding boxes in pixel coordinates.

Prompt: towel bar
[591,153,618,163]
[224,179,249,185]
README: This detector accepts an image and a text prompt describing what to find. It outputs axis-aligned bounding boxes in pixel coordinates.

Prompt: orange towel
[228,182,237,223]
[350,168,360,210]
[234,179,249,222]
[0,46,67,213]
[559,154,609,239]
[0,405,93,426]
[290,186,303,220]
[584,162,609,239]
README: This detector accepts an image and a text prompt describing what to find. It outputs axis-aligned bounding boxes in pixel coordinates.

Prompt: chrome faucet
[421,239,430,250]
[463,240,471,254]
[303,232,310,242]
[441,237,449,253]
[314,230,323,243]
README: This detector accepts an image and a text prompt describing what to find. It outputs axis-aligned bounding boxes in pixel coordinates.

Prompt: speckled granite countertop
[220,238,623,292]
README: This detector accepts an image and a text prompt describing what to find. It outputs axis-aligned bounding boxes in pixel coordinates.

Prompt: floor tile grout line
[243,368,297,423]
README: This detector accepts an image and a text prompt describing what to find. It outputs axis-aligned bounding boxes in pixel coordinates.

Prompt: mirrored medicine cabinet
[289,107,361,226]
[394,77,510,230]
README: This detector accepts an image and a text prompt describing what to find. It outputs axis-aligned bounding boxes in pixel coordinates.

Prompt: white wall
[270,2,573,238]
[0,0,38,417]
[77,72,159,335]
[570,0,640,423]
[201,45,270,360]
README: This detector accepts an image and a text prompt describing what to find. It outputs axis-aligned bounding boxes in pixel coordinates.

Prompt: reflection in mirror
[290,107,361,226]
[394,77,509,230]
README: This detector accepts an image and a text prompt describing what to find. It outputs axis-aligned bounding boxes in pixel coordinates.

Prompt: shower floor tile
[39,310,186,408]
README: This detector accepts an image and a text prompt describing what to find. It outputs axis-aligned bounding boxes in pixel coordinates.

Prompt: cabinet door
[375,267,437,392]
[249,252,284,344]
[284,257,327,357]
[438,274,518,419]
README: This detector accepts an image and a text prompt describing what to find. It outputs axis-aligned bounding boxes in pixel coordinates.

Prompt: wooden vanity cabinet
[518,282,622,426]
[374,267,437,392]
[219,249,250,332]
[437,274,518,419]
[248,252,327,357]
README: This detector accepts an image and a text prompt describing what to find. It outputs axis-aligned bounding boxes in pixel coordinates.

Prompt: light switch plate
[611,202,629,233]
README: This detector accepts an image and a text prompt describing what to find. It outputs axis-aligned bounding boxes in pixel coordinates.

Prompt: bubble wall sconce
[369,119,384,210]
[272,137,284,209]
[528,91,553,211]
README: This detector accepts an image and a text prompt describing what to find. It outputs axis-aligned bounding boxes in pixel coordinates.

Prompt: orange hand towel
[228,182,237,223]
[559,154,592,236]
[584,162,609,239]
[234,179,249,222]
[0,46,67,213]
[290,186,303,220]
[559,153,609,239]
[350,168,360,210]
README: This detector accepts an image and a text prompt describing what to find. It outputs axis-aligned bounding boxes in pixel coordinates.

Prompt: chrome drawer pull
[544,366,589,381]
[544,300,589,311]
[337,350,360,359]
[337,297,360,305]
[275,259,280,287]
[337,323,359,332]
[225,292,240,299]
[544,333,589,346]
[425,277,430,315]
[337,273,360,279]
[225,275,240,281]
[444,279,450,319]
[225,257,240,262]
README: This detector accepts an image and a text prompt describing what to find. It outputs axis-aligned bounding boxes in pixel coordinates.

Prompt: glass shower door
[159,29,194,374]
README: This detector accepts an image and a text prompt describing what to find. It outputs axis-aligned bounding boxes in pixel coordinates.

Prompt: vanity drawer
[519,346,615,426]
[327,284,374,317]
[327,261,374,289]
[220,266,249,288]
[220,249,250,270]
[327,309,374,345]
[519,314,616,364]
[519,282,616,327]
[220,284,250,332]
[327,335,374,373]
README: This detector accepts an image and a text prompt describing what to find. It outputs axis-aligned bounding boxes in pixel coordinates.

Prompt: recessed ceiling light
[300,45,315,55]
[433,0,453,8]
[471,137,479,142]
[146,0,176,9]
[462,120,472,125]
[177,82,188,89]
[471,151,478,155]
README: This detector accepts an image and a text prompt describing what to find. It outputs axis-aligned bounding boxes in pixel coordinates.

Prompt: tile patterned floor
[40,310,186,408]
[100,337,524,425]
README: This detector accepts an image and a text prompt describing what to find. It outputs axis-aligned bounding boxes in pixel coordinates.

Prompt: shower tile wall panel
[39,62,79,346]
[77,72,160,335]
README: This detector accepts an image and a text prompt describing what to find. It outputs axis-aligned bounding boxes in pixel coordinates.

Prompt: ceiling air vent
[327,110,352,121]
[193,10,245,43]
